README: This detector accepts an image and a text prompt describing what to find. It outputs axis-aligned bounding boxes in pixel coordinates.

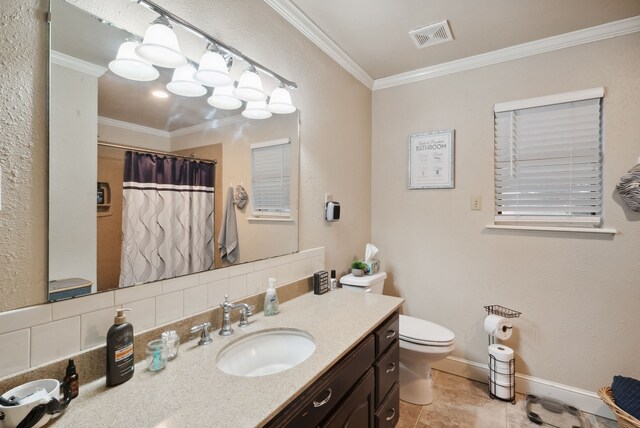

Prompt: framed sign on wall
[408,129,455,189]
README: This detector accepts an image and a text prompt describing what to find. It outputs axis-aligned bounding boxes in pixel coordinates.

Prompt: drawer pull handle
[386,363,396,374]
[385,330,396,339]
[386,407,396,421]
[313,388,332,408]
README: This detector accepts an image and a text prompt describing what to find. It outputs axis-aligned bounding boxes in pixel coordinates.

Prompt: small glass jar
[161,330,180,360]
[145,339,168,371]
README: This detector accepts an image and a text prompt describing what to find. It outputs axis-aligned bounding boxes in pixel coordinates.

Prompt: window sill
[485,225,617,235]
[248,217,294,223]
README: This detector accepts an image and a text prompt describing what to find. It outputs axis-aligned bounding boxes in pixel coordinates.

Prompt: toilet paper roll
[483,315,513,340]
[491,370,512,386]
[488,343,514,362]
[491,380,513,400]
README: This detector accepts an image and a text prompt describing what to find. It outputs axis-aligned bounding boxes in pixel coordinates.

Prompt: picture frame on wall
[408,129,455,189]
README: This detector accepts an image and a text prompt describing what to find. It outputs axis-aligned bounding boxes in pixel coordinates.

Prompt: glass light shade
[166,64,207,97]
[193,51,233,87]
[108,41,159,81]
[207,86,242,110]
[233,70,267,101]
[267,87,296,114]
[136,22,187,68]
[242,100,272,120]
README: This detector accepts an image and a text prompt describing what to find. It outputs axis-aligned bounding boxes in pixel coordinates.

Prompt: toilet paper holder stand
[484,305,521,404]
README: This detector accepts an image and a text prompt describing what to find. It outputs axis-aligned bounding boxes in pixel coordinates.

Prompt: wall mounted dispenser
[325,201,340,222]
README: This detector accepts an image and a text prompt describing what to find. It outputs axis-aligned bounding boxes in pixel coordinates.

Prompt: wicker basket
[598,386,640,428]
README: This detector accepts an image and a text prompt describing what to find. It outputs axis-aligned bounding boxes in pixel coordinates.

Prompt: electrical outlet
[324,193,332,204]
[471,196,482,211]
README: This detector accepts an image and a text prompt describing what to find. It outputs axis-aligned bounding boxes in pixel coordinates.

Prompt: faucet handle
[190,322,213,346]
[238,305,255,328]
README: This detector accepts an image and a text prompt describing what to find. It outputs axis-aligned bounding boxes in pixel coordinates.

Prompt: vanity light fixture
[135,0,297,90]
[242,100,272,120]
[194,44,234,87]
[207,85,242,110]
[234,67,267,102]
[108,41,159,81]
[129,0,299,119]
[166,63,207,97]
[267,85,296,114]
[136,16,187,68]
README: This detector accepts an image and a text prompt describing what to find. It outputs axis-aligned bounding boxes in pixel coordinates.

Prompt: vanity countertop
[50,289,403,428]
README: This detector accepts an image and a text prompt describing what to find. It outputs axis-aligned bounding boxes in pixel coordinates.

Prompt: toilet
[340,271,455,405]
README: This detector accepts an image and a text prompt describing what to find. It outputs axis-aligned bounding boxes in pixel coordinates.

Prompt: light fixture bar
[136,0,298,90]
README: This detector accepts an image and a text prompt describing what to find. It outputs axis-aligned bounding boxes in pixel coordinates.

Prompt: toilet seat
[399,315,455,347]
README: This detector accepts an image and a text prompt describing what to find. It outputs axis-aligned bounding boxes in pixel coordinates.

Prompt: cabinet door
[267,336,375,427]
[322,368,375,428]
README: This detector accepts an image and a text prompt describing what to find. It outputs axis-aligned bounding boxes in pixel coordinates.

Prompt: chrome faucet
[219,295,254,336]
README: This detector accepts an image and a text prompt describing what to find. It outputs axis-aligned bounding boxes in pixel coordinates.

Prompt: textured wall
[0,0,372,311]
[0,2,48,311]
[372,34,640,391]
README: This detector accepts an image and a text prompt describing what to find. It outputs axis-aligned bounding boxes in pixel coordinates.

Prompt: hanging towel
[218,186,239,263]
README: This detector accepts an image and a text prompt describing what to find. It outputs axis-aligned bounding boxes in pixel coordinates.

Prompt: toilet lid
[399,315,455,346]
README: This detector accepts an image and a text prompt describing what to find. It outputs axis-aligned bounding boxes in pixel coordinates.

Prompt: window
[250,138,291,217]
[494,88,604,228]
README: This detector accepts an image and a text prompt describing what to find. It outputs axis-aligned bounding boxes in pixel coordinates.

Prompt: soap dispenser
[106,308,134,386]
[264,277,280,316]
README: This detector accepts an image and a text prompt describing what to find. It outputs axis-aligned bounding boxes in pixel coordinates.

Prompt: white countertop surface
[50,290,403,428]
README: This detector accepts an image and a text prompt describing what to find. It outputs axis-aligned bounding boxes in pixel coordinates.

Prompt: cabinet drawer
[375,382,399,428]
[267,335,375,427]
[375,341,399,407]
[375,311,399,357]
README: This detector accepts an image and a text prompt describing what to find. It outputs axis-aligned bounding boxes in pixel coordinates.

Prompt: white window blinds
[251,139,291,217]
[494,89,603,227]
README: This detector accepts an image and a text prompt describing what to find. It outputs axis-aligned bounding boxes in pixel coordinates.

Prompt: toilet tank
[340,272,387,294]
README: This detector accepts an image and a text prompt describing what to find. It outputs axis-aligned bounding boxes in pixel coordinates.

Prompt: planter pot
[352,268,364,277]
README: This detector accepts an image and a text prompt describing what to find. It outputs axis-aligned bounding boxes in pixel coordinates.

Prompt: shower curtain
[119,151,215,288]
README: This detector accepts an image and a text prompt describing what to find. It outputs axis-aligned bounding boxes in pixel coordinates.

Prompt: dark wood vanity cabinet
[267,311,400,428]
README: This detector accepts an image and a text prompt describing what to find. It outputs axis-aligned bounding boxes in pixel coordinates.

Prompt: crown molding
[169,114,247,138]
[264,0,374,89]
[373,15,640,90]
[98,116,170,139]
[98,114,248,144]
[50,50,107,78]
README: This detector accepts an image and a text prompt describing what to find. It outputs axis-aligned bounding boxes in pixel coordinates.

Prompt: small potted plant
[351,260,367,277]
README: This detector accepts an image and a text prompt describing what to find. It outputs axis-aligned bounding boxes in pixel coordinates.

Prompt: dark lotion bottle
[106,308,134,386]
[64,359,79,399]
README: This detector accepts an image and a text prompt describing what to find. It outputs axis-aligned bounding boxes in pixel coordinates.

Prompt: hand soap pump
[264,277,279,316]
[106,308,134,387]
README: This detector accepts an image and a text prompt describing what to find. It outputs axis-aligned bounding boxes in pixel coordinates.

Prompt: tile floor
[397,370,620,428]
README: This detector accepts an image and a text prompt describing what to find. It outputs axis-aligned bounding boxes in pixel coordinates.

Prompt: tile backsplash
[0,248,325,379]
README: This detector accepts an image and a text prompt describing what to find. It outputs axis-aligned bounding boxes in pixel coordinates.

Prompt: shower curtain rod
[98,142,217,165]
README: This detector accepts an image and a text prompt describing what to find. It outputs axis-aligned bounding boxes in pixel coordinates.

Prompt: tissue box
[364,259,379,275]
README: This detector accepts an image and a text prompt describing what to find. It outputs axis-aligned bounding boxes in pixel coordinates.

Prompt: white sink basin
[216,329,316,377]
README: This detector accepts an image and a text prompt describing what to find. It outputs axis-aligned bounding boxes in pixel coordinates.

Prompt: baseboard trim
[432,356,616,420]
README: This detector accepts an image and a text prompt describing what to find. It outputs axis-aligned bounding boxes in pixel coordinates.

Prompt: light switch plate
[471,196,482,211]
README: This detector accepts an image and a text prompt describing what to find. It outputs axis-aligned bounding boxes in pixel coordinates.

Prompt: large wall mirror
[48,0,299,301]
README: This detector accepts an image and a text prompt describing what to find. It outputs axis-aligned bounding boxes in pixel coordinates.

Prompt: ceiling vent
[408,20,453,49]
